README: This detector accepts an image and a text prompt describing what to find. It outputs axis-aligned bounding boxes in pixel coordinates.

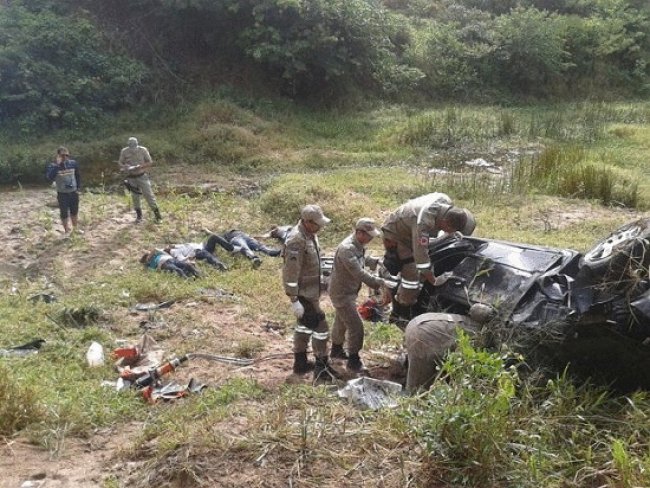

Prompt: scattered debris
[86,341,105,367]
[198,288,238,301]
[463,157,502,173]
[338,377,403,410]
[188,352,254,366]
[262,320,283,333]
[58,305,101,328]
[144,378,207,402]
[0,338,46,357]
[130,300,175,313]
[28,292,57,304]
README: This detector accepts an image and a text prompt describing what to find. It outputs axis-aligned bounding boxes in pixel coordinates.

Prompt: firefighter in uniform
[283,204,338,382]
[381,193,476,322]
[329,218,397,372]
[404,303,495,392]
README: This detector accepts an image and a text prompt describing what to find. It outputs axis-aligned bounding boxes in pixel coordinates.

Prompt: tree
[0,6,148,133]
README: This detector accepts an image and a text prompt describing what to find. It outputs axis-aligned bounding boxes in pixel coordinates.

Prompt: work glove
[291,300,305,319]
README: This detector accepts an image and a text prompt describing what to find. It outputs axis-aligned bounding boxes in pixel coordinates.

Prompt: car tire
[580,219,650,283]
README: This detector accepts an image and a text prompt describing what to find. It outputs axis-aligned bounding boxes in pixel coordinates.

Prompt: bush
[0,6,148,134]
[0,363,45,436]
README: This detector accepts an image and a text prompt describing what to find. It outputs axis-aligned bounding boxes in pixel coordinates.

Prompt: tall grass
[403,335,650,487]
[513,145,639,207]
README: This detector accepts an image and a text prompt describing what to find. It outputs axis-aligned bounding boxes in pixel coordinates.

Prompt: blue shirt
[46,159,81,193]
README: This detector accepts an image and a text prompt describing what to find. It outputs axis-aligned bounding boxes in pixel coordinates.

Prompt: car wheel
[580,219,650,282]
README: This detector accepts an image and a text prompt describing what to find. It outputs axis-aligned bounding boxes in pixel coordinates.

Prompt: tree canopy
[0,0,648,133]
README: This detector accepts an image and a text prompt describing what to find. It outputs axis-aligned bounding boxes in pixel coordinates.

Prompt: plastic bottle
[86,341,105,367]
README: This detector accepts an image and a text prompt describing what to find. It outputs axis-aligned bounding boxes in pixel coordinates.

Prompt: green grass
[3,97,650,486]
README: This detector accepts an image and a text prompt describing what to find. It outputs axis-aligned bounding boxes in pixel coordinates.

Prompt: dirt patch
[1,175,643,487]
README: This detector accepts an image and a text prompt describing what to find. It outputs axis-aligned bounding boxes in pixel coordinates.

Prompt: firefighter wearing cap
[283,204,338,382]
[118,137,162,223]
[381,193,476,321]
[329,218,392,372]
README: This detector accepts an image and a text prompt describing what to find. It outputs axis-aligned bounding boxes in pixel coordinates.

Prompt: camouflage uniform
[404,312,478,392]
[118,142,160,219]
[282,220,329,358]
[329,233,384,356]
[381,193,453,306]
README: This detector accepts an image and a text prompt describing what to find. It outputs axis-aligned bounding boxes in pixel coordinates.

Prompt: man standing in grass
[118,136,162,223]
[46,146,81,235]
[282,204,338,382]
[329,218,394,372]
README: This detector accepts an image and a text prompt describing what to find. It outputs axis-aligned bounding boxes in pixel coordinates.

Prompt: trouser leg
[204,234,234,253]
[57,193,72,232]
[245,237,281,257]
[195,249,226,269]
[137,175,158,211]
[309,311,329,358]
[161,262,187,278]
[396,261,420,306]
[337,301,364,355]
[293,297,329,357]
[130,183,142,210]
[232,236,256,260]
[258,244,281,256]
[331,307,347,347]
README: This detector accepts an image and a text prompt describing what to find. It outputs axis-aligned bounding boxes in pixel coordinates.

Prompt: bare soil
[0,178,644,488]
[0,182,404,488]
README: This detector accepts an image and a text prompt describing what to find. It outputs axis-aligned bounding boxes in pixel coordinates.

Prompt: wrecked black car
[400,219,650,391]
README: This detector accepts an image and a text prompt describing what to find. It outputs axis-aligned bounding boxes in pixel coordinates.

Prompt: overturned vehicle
[398,219,650,391]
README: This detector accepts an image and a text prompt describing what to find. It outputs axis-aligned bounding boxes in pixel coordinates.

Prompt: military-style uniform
[282,220,329,357]
[404,312,478,392]
[329,233,384,355]
[118,144,159,217]
[381,192,453,306]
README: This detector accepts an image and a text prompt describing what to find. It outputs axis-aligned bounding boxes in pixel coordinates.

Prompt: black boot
[153,207,162,222]
[313,356,341,384]
[330,343,348,360]
[347,353,364,372]
[293,352,314,375]
[135,208,143,223]
[389,301,412,330]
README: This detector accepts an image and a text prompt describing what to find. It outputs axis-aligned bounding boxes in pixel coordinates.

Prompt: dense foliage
[0,0,648,132]
[0,5,148,134]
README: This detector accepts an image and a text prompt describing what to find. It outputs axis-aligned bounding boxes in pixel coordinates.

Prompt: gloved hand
[382,277,399,289]
[383,279,398,289]
[291,300,305,319]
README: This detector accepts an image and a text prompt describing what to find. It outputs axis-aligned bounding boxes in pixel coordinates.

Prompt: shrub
[0,363,45,436]
[0,6,148,134]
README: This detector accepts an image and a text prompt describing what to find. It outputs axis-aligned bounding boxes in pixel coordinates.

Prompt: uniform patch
[287,249,300,261]
[419,233,429,246]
